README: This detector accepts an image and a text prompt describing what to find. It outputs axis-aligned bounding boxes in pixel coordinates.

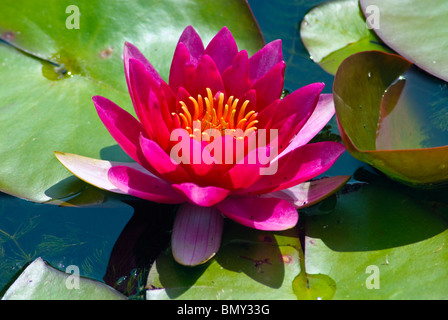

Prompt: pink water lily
[55,26,348,266]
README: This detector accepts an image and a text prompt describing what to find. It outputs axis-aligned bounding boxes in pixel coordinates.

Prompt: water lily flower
[55,26,347,266]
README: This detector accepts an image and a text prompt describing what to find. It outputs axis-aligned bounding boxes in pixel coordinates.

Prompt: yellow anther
[172,88,258,140]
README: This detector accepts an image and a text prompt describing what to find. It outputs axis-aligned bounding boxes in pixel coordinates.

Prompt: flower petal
[204,26,238,73]
[54,152,145,194]
[169,42,196,94]
[221,50,250,99]
[107,165,185,204]
[177,25,205,65]
[279,93,335,156]
[249,39,283,82]
[124,42,164,87]
[128,58,171,147]
[92,95,148,167]
[262,82,325,155]
[139,134,191,184]
[244,141,346,195]
[221,145,270,190]
[170,129,221,181]
[171,203,223,266]
[217,196,298,231]
[172,183,230,207]
[262,175,350,209]
[251,61,285,109]
[188,54,225,98]
[272,82,324,126]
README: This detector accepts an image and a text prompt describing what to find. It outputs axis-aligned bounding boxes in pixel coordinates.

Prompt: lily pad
[0,0,264,203]
[360,0,448,82]
[304,181,448,299]
[2,257,127,300]
[300,0,389,74]
[334,50,448,186]
[146,222,303,300]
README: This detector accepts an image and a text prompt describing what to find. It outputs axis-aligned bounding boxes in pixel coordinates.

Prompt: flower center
[172,88,258,140]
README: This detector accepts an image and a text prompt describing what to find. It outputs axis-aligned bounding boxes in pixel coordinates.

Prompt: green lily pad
[2,257,127,300]
[304,181,448,299]
[360,0,448,82]
[334,50,448,186]
[300,0,389,74]
[146,222,303,300]
[0,0,264,203]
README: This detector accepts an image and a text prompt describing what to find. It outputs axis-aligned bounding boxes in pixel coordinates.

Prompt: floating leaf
[0,0,264,203]
[360,0,448,82]
[304,181,448,299]
[334,50,448,186]
[2,257,127,300]
[300,0,389,74]
[146,222,303,300]
[292,271,336,300]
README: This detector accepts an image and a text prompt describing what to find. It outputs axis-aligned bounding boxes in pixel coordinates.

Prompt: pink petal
[262,175,350,208]
[204,26,238,73]
[251,61,285,109]
[264,83,325,154]
[238,89,257,113]
[128,58,171,147]
[160,82,177,115]
[272,82,324,126]
[139,134,191,184]
[188,54,225,98]
[171,203,223,266]
[92,95,148,167]
[279,93,335,156]
[170,129,220,181]
[220,145,270,190]
[177,25,205,66]
[123,42,164,87]
[249,39,283,82]
[172,183,230,207]
[174,86,192,114]
[107,166,185,204]
[146,89,171,150]
[54,152,147,194]
[217,196,298,231]
[221,50,251,98]
[169,42,196,94]
[244,141,346,195]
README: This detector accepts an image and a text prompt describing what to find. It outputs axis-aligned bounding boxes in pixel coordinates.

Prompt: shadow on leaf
[305,169,448,252]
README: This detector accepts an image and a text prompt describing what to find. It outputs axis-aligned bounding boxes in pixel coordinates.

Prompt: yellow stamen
[237,100,250,123]
[178,113,190,129]
[189,96,200,121]
[172,88,258,140]
[217,92,224,119]
[246,120,259,130]
[198,94,204,116]
[180,104,192,127]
